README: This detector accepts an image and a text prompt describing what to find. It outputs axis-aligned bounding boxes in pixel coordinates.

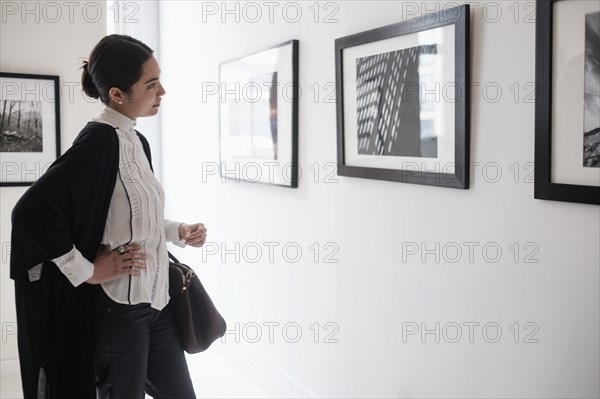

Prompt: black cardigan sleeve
[9,122,120,281]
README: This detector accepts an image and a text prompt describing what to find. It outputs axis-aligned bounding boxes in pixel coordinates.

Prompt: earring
[118,101,123,104]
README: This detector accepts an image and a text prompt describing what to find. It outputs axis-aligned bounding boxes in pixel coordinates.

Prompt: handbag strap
[168,251,180,264]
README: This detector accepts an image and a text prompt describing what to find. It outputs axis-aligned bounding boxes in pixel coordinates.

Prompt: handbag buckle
[182,268,195,291]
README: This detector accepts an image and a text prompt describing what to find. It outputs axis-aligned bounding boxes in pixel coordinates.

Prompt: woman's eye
[148,83,156,89]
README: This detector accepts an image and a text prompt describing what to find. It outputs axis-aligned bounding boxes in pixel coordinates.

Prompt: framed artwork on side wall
[335,5,470,189]
[535,0,600,205]
[0,72,61,186]
[219,40,299,188]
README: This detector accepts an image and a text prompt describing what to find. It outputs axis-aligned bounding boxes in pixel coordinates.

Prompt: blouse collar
[94,107,137,133]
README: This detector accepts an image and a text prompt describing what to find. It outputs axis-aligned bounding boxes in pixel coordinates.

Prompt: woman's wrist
[178,223,185,240]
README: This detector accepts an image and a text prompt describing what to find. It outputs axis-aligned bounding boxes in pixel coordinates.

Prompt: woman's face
[114,55,165,120]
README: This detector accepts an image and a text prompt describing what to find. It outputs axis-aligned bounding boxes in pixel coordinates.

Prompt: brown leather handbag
[168,252,226,353]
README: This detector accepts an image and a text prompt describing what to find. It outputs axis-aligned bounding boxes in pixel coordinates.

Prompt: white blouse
[52,107,185,310]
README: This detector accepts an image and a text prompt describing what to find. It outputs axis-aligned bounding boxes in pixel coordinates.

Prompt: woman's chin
[142,107,160,117]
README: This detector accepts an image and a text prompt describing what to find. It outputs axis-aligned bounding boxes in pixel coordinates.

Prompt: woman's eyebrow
[143,77,159,85]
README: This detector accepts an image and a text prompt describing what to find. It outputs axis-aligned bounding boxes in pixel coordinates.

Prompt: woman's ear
[108,87,125,105]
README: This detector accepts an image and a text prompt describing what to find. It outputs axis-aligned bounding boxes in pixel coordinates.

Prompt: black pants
[94,288,196,399]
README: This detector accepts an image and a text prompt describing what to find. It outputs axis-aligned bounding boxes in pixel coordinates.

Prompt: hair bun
[81,60,100,99]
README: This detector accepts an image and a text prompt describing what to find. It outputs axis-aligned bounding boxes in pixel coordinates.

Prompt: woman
[10,34,202,398]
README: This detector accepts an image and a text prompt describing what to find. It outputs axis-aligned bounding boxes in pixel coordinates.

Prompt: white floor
[0,348,273,399]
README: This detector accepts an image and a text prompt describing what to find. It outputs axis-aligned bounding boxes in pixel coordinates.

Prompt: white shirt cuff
[51,246,94,287]
[164,219,186,248]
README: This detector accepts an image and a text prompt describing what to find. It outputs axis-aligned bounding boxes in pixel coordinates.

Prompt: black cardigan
[10,121,153,398]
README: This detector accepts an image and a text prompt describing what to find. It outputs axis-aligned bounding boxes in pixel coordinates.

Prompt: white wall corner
[0,358,20,377]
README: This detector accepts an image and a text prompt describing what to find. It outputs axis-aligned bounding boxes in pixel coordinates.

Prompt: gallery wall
[157,1,599,397]
[0,1,598,398]
[0,0,107,372]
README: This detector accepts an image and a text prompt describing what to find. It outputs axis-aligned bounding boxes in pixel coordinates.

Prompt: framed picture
[535,0,600,205]
[0,72,61,186]
[219,40,299,188]
[335,5,470,189]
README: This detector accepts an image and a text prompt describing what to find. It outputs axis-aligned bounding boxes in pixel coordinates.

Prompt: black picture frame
[0,72,61,187]
[534,0,600,205]
[218,40,299,188]
[335,5,470,189]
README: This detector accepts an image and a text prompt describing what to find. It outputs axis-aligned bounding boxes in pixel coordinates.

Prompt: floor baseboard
[216,343,318,398]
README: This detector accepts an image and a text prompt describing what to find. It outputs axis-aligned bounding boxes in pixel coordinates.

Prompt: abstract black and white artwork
[356,44,438,158]
[335,4,470,189]
[226,71,278,160]
[250,72,278,160]
[0,73,60,186]
[583,11,600,168]
[219,40,298,187]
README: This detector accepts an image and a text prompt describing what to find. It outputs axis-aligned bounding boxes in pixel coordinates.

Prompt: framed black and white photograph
[335,5,470,189]
[0,72,61,186]
[535,0,600,205]
[219,40,299,188]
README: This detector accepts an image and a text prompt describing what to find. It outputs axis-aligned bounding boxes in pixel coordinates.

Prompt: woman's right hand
[86,244,147,285]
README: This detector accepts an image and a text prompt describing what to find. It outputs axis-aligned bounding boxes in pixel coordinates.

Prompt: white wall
[0,0,106,372]
[158,1,599,398]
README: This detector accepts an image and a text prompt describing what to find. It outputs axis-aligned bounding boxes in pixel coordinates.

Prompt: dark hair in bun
[81,34,153,104]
